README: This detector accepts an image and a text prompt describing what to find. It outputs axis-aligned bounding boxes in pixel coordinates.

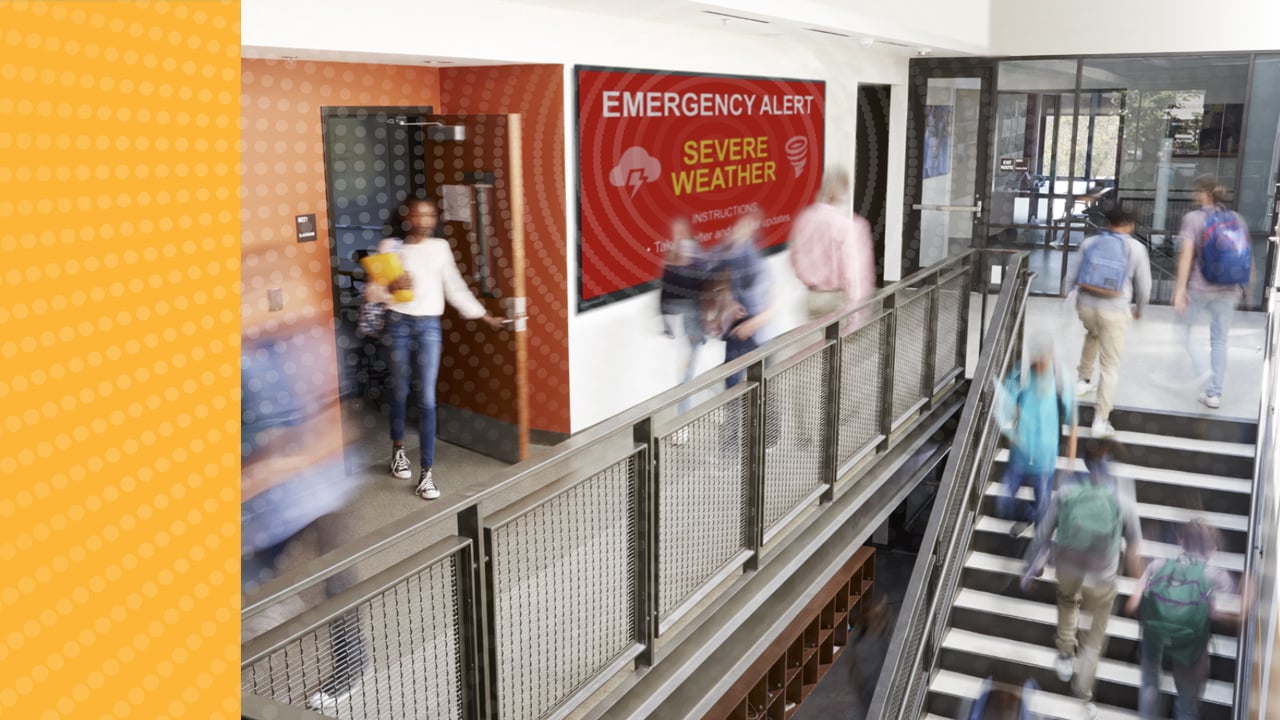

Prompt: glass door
[903,59,994,275]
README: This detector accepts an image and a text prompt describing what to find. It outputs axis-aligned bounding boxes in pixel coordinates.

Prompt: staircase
[923,408,1256,720]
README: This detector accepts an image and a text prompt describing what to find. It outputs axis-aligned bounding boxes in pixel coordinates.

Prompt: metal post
[957,254,974,377]
[821,320,842,503]
[744,360,767,571]
[633,419,657,667]
[878,291,900,451]
[457,505,494,720]
[922,270,941,408]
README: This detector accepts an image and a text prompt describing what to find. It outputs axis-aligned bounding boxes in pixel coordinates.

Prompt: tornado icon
[785,136,809,178]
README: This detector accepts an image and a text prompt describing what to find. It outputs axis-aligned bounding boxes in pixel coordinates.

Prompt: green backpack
[1056,483,1121,558]
[1140,556,1213,666]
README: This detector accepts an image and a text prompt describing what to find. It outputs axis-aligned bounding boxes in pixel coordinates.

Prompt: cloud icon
[609,146,662,198]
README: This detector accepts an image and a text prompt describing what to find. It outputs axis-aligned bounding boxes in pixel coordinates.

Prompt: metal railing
[242,251,984,720]
[1231,228,1280,717]
[867,252,1033,720]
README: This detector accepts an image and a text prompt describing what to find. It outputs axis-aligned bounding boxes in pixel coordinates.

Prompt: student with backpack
[961,677,1043,720]
[994,336,1078,538]
[1066,206,1152,439]
[1022,439,1143,719]
[1173,175,1251,410]
[1125,519,1236,720]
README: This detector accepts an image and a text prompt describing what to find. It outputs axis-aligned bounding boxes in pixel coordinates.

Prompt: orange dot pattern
[0,3,240,718]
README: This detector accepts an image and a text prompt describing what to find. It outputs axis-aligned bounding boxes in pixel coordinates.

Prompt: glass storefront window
[1079,56,1252,303]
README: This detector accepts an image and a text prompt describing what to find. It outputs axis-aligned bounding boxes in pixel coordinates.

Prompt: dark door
[903,59,995,276]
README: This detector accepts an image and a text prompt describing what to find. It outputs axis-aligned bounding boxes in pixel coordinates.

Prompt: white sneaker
[1090,420,1115,439]
[416,468,440,500]
[390,446,412,479]
[1055,652,1076,682]
[1199,392,1221,410]
[1082,701,1098,719]
[1075,379,1095,396]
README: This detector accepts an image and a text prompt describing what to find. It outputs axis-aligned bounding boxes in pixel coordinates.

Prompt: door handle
[912,203,982,213]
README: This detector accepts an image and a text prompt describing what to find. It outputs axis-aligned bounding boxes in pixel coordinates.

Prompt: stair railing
[867,252,1033,720]
[1232,207,1280,717]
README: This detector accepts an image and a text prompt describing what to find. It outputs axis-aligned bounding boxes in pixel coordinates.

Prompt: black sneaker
[415,468,440,500]
[390,446,412,479]
[1009,521,1031,538]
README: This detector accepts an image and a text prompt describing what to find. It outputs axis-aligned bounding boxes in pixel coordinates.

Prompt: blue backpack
[1199,207,1252,285]
[1076,232,1130,297]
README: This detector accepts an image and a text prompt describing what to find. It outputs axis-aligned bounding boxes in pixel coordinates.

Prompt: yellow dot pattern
[0,3,239,718]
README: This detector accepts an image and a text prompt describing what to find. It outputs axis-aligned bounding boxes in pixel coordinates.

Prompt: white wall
[990,0,1280,55]
[243,0,913,432]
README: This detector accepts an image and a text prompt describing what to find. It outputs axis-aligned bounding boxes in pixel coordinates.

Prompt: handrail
[867,252,1032,720]
[242,248,992,720]
[242,250,983,618]
[1232,230,1280,717]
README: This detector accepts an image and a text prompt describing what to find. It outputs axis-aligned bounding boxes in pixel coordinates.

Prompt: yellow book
[360,252,414,302]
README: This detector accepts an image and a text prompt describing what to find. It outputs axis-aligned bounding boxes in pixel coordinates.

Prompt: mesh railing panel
[892,293,932,422]
[933,271,969,388]
[490,457,638,720]
[761,351,829,534]
[838,315,887,466]
[656,397,751,624]
[242,554,465,720]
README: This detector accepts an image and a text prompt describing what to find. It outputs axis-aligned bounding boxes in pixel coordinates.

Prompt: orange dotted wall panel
[0,3,240,718]
[440,64,570,435]
[239,58,443,451]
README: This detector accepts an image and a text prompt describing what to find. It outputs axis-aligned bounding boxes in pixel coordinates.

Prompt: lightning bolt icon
[627,168,645,198]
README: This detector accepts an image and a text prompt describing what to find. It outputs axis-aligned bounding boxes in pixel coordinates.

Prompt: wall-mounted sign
[575,66,826,311]
[295,213,317,242]
[999,157,1031,172]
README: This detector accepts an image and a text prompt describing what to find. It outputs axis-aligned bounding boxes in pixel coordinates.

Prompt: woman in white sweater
[366,198,503,500]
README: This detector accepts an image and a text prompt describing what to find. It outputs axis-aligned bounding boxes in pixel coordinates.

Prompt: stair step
[994,450,1253,496]
[962,550,1243,614]
[1072,425,1254,459]
[983,482,1249,534]
[973,515,1246,573]
[952,587,1238,659]
[939,627,1234,707]
[929,668,1140,719]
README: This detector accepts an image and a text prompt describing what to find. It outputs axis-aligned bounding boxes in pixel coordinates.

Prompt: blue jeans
[997,450,1054,526]
[724,320,761,389]
[386,312,442,469]
[1181,294,1236,398]
[1139,639,1207,720]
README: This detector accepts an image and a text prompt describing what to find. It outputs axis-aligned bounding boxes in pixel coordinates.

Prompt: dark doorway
[855,84,891,284]
[320,105,431,472]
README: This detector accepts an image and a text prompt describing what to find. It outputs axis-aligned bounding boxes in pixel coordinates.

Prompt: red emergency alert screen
[576,66,826,310]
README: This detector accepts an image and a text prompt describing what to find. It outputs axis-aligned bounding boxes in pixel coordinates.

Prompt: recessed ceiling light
[917,48,933,56]
[859,38,876,47]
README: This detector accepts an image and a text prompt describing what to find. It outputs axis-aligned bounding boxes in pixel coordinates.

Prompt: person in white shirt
[366,198,503,500]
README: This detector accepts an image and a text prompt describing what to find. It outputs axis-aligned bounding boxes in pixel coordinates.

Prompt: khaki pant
[1076,306,1131,422]
[806,289,845,321]
[1056,567,1118,701]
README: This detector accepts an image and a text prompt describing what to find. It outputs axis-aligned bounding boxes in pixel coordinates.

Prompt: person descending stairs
[923,408,1253,720]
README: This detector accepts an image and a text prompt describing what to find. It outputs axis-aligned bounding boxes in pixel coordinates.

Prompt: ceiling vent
[701,10,770,24]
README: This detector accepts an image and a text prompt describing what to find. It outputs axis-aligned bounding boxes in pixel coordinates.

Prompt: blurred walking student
[1126,519,1237,720]
[366,198,504,501]
[1066,205,1152,438]
[1023,439,1143,719]
[958,677,1043,720]
[707,209,775,388]
[658,217,710,414]
[993,335,1078,538]
[1173,174,1251,410]
[788,167,876,321]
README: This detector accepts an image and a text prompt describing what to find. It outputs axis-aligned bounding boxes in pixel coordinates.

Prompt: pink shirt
[788,203,876,308]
